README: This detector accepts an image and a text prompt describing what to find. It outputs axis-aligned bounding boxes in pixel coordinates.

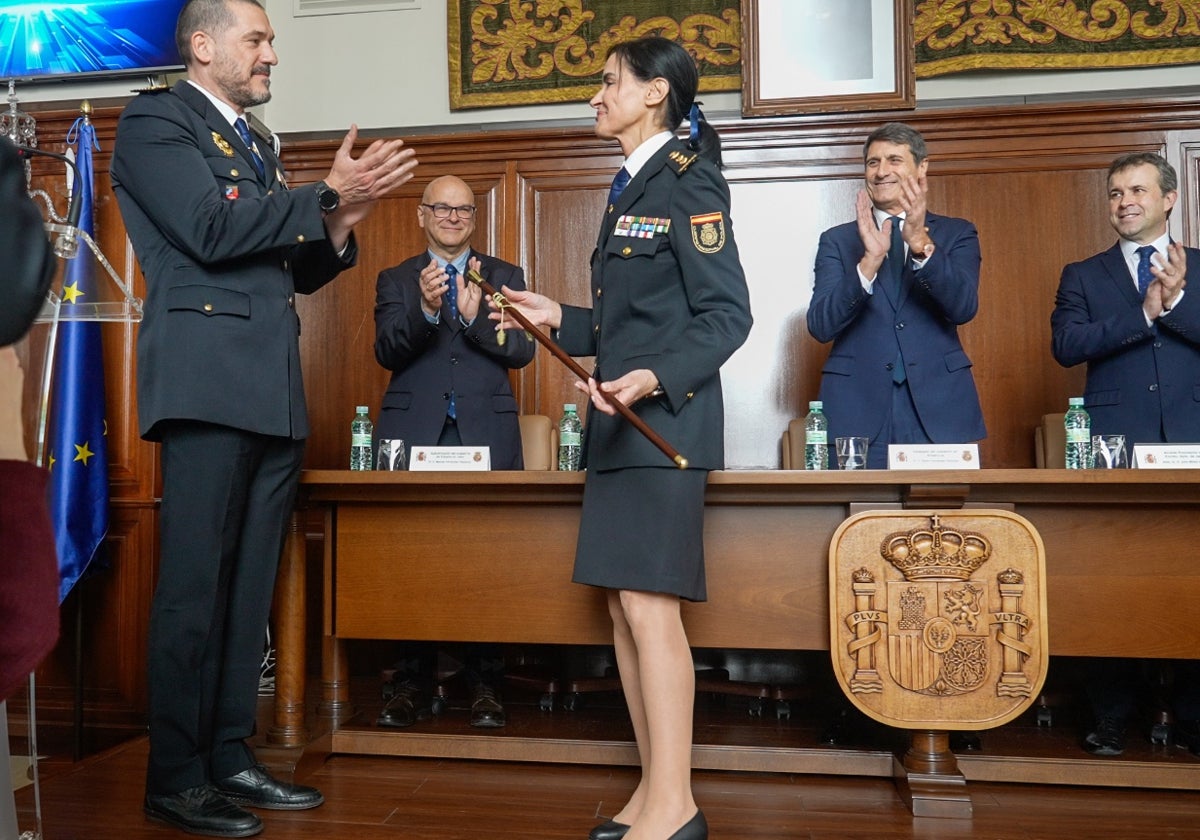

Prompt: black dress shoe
[470,682,506,728]
[144,783,263,837]
[215,765,324,810]
[1083,716,1126,756]
[666,809,708,840]
[588,818,630,840]
[1174,719,1200,756]
[377,680,432,728]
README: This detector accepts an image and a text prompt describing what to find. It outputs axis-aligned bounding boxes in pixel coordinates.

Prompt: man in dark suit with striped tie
[1051,151,1200,759]
[111,0,418,834]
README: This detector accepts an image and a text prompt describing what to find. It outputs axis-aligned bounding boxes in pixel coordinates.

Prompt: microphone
[16,144,84,259]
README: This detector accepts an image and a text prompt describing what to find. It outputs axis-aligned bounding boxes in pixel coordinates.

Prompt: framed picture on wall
[740,0,915,117]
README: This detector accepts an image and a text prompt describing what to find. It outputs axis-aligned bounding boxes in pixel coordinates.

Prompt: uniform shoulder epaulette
[667,149,698,175]
[133,83,171,95]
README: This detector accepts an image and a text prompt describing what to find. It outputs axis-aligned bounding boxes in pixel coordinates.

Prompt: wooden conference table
[270,469,1200,791]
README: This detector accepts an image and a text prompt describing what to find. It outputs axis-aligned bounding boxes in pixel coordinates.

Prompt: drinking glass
[1090,434,1127,469]
[835,436,869,470]
[376,438,408,470]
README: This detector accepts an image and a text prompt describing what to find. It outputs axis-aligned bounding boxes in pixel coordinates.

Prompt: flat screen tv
[0,0,188,82]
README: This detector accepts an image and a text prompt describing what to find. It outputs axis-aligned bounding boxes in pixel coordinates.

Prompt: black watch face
[318,186,339,212]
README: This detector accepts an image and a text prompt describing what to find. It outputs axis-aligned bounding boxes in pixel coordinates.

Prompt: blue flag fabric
[48,117,109,602]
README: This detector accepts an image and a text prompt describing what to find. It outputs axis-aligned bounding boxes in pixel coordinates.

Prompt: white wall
[10,1,1199,135]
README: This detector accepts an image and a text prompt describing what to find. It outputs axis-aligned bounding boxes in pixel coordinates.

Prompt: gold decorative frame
[448,0,742,111]
[740,0,915,117]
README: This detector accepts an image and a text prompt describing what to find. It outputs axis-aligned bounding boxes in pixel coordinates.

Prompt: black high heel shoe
[588,818,630,840]
[666,810,707,840]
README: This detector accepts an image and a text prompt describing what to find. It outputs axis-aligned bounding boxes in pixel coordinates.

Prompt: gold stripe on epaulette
[668,150,698,174]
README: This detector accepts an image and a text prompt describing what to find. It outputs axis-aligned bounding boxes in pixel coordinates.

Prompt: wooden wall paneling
[516,167,612,419]
[1172,130,1200,245]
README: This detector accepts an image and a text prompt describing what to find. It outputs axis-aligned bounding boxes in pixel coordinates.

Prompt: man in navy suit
[1051,151,1200,758]
[374,175,535,469]
[373,174,535,730]
[808,123,985,468]
[111,0,417,835]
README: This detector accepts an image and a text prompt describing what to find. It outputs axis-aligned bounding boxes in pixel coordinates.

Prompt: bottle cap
[356,405,368,413]
[1068,397,1084,407]
[809,400,822,410]
[564,403,576,412]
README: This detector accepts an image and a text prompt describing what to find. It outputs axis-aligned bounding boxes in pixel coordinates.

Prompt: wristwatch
[315,181,340,214]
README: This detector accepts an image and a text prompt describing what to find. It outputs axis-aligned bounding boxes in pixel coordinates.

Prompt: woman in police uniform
[503,36,751,840]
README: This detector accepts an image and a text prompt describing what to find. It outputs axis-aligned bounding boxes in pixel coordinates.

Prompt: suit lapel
[172,81,269,186]
[1101,244,1141,307]
[596,142,673,249]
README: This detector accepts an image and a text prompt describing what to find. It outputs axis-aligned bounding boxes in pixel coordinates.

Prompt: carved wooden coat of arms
[829,510,1048,730]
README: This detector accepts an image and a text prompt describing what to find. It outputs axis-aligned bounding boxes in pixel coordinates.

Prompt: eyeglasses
[421,203,476,219]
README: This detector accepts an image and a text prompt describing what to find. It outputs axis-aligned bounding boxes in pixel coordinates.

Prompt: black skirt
[572,466,709,602]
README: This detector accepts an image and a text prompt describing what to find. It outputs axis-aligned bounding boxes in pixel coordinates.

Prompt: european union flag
[47,117,109,602]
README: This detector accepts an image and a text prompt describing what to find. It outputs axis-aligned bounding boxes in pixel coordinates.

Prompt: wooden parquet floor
[13,731,1200,840]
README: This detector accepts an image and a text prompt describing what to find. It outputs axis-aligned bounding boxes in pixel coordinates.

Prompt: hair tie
[688,102,705,144]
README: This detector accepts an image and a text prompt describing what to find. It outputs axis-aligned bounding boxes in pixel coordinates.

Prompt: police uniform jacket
[555,137,752,472]
[374,250,535,469]
[110,80,352,441]
[1051,242,1200,444]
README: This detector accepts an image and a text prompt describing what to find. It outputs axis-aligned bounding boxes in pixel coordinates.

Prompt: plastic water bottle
[804,400,828,470]
[558,404,582,471]
[350,405,373,471]
[1064,397,1091,470]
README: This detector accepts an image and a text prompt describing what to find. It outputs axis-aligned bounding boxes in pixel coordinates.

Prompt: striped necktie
[234,117,265,178]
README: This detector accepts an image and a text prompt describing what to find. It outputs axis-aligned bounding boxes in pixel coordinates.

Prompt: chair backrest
[780,417,805,470]
[519,414,557,470]
[1036,412,1067,469]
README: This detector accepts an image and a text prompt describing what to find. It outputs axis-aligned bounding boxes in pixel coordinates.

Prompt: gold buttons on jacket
[230,169,240,177]
[203,303,214,312]
[596,288,602,298]
[296,234,305,243]
[621,246,632,256]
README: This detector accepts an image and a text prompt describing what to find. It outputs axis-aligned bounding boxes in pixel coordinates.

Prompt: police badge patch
[689,212,725,253]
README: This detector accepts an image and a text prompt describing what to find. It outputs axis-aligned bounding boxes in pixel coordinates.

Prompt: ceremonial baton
[465,269,688,469]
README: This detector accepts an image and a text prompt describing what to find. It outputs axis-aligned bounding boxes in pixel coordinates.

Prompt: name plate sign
[408,445,491,471]
[1132,444,1200,469]
[887,443,980,470]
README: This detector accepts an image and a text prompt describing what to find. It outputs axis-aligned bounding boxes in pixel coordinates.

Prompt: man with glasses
[372,174,535,729]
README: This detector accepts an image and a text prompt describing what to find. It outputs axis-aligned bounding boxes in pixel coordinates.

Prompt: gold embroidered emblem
[689,212,725,254]
[212,131,235,157]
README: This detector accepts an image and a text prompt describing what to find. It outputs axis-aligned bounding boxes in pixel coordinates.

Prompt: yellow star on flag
[62,282,85,304]
[74,441,95,465]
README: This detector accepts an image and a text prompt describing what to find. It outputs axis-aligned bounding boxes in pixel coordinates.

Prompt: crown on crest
[880,515,991,581]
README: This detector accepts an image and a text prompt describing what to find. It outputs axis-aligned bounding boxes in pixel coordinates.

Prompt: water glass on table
[835,436,869,470]
[1090,434,1127,469]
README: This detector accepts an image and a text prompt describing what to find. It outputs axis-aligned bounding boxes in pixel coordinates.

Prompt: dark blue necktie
[445,264,459,320]
[1135,245,1156,298]
[234,117,265,178]
[445,264,458,419]
[887,216,907,384]
[887,215,905,296]
[607,167,630,207]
